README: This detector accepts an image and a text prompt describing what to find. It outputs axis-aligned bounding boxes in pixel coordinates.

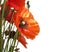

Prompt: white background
[18,0,60,52]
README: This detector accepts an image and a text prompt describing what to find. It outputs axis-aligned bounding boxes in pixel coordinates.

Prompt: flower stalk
[0,0,6,52]
[0,0,1,4]
[0,1,2,52]
[0,12,3,52]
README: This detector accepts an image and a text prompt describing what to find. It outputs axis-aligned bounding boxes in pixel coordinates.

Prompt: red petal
[5,9,14,22]
[17,34,27,48]
[6,0,25,10]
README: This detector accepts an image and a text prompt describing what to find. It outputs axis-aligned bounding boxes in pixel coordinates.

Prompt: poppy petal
[6,0,25,10]
[17,34,27,48]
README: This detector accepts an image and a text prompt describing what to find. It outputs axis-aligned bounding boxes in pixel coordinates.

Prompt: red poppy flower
[6,0,25,11]
[13,7,40,39]
[17,34,27,48]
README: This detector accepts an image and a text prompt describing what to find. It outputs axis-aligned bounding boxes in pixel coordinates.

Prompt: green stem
[0,0,6,52]
[0,16,3,52]
[2,0,6,20]
[0,0,1,4]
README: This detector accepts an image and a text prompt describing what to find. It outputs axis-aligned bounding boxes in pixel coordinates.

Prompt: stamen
[19,19,27,28]
[22,21,26,25]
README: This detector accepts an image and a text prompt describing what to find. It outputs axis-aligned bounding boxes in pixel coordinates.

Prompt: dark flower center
[9,31,16,38]
[19,18,27,28]
[5,30,16,38]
